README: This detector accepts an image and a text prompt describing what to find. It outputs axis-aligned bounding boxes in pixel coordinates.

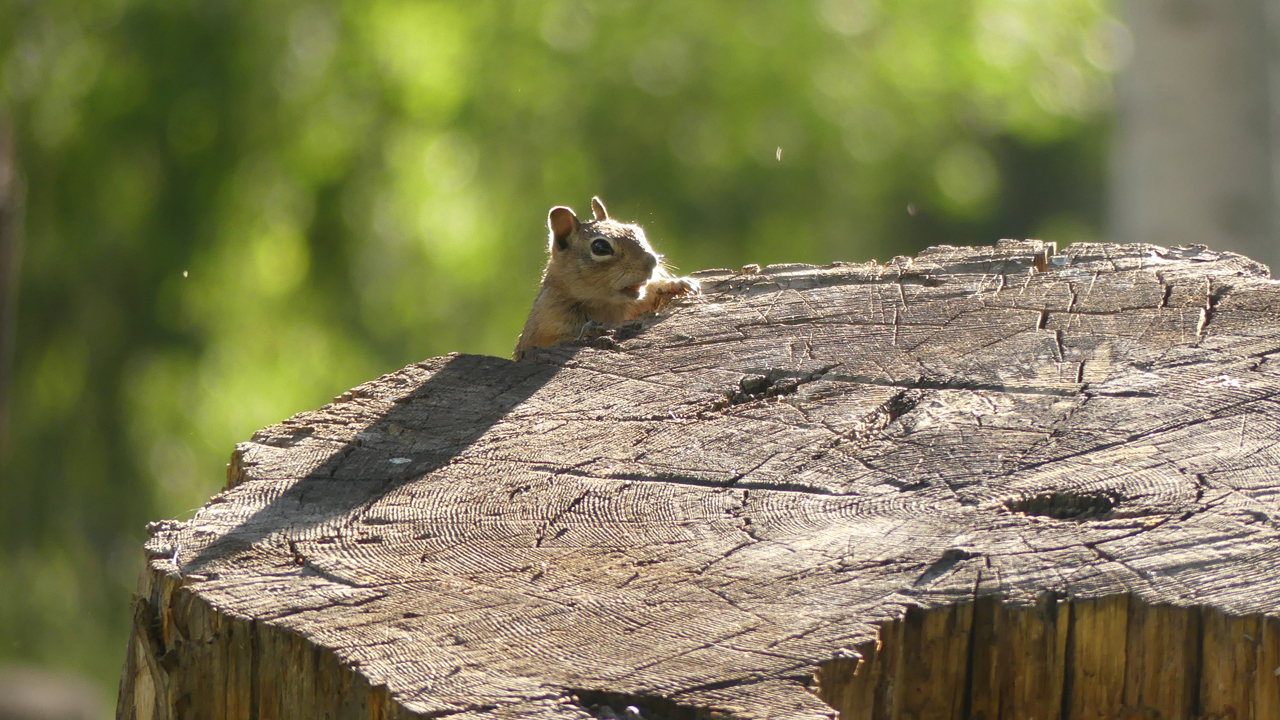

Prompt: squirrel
[514,197,700,359]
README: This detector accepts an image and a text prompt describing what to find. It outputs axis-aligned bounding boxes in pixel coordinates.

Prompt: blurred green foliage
[0,0,1125,706]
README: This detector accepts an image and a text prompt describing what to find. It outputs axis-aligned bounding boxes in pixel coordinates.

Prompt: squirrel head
[543,196,661,305]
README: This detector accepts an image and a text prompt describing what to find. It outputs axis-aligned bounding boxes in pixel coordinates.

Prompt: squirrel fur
[514,197,699,359]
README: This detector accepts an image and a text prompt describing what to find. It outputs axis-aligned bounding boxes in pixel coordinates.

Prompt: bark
[119,240,1280,719]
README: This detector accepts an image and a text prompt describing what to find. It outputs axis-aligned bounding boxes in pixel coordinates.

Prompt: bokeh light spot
[936,143,999,211]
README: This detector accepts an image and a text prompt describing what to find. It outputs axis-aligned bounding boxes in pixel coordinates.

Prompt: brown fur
[514,197,699,359]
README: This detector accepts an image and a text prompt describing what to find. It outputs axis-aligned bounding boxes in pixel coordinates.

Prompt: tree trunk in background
[1112,0,1280,270]
[0,116,24,457]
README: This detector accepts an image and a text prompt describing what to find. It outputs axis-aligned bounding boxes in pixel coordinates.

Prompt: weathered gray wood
[119,240,1280,719]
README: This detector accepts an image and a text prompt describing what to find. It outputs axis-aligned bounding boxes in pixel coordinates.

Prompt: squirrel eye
[590,238,615,257]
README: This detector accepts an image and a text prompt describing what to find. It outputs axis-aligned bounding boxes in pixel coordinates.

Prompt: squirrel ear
[590,196,609,221]
[548,206,579,251]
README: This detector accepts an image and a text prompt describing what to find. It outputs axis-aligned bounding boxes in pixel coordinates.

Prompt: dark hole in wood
[880,389,921,424]
[718,367,832,408]
[1004,490,1121,520]
[571,690,724,720]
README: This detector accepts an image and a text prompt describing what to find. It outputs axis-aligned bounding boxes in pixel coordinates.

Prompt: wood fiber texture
[119,241,1280,720]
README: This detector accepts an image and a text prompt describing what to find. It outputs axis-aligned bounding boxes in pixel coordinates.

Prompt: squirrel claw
[651,276,701,297]
[674,276,700,295]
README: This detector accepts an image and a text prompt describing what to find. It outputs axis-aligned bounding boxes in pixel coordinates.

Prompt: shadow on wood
[181,354,564,575]
[119,241,1280,719]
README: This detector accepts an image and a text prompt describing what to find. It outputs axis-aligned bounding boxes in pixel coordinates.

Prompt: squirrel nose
[644,253,658,274]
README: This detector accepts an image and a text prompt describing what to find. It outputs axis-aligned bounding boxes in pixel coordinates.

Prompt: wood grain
[117,241,1280,719]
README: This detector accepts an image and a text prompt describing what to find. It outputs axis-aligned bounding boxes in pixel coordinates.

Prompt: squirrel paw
[648,275,701,297]
[577,320,611,340]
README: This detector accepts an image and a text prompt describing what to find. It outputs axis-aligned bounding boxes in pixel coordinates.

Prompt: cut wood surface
[119,241,1280,720]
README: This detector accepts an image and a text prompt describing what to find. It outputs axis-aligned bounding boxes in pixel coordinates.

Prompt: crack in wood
[817,595,1280,720]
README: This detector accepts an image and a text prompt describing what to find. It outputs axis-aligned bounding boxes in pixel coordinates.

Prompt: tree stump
[118,240,1280,720]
